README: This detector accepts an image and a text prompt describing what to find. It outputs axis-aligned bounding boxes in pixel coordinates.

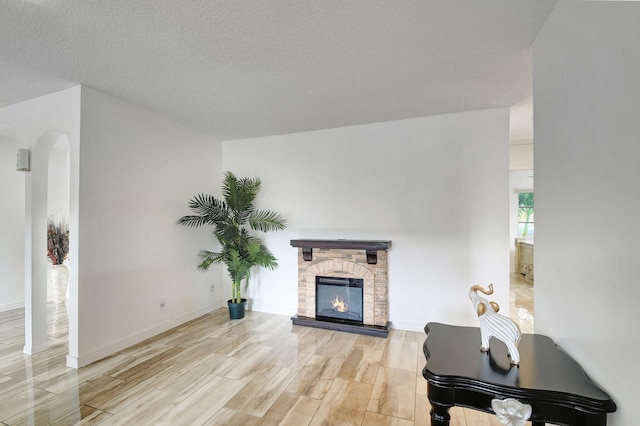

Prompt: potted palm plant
[178,171,287,319]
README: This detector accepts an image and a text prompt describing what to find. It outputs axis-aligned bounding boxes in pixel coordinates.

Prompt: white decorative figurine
[491,398,532,426]
[469,284,522,365]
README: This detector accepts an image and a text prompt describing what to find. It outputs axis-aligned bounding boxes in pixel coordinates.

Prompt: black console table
[422,322,616,426]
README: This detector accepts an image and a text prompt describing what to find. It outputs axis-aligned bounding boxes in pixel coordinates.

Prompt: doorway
[22,129,75,362]
[509,170,534,333]
[46,138,70,353]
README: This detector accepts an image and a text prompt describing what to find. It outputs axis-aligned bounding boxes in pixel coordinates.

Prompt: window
[518,192,534,237]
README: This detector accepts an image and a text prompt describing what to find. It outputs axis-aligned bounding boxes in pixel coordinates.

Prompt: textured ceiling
[0,0,556,141]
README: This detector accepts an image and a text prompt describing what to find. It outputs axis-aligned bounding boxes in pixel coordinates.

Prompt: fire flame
[332,294,348,313]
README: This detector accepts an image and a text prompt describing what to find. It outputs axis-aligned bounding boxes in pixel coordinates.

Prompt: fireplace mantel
[290,239,391,250]
[290,239,391,264]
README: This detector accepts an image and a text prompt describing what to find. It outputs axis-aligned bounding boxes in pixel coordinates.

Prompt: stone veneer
[294,244,389,327]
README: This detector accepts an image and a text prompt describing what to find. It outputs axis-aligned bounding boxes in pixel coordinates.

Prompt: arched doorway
[46,137,71,350]
[24,130,77,365]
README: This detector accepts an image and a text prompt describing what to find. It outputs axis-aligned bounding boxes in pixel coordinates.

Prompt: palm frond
[177,215,211,228]
[223,172,253,213]
[254,244,279,270]
[236,204,254,226]
[213,223,242,247]
[249,209,288,232]
[238,176,261,202]
[223,172,260,215]
[177,194,229,227]
[197,250,225,272]
[221,171,239,206]
[188,194,223,215]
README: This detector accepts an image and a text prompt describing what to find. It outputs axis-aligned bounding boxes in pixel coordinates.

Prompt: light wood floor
[0,278,534,426]
[509,272,534,335]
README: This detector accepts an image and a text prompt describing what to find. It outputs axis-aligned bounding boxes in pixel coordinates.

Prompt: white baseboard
[247,302,296,317]
[66,354,79,369]
[23,341,49,354]
[0,301,25,312]
[387,320,427,333]
[67,302,224,369]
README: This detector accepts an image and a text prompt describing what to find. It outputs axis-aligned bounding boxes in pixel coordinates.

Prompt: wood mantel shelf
[290,239,391,250]
[290,239,391,264]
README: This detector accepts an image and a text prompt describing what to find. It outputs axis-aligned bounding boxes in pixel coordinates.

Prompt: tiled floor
[509,272,534,334]
[0,276,534,425]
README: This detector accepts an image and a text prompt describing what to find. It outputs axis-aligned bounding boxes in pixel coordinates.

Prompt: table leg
[430,403,451,426]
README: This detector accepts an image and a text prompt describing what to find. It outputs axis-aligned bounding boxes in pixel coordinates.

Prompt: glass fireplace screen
[315,276,364,325]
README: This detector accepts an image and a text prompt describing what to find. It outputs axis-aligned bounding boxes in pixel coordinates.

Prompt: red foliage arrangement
[47,219,69,265]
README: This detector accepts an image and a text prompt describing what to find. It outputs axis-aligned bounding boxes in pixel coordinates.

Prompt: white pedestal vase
[48,264,69,304]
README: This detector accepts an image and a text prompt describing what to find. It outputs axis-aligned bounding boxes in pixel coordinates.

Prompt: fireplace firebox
[315,276,364,325]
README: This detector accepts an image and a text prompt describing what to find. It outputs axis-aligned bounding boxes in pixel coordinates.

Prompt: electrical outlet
[210,284,215,293]
[160,298,166,311]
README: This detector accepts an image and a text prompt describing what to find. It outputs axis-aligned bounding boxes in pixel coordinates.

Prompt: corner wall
[224,108,510,331]
[76,87,224,366]
[533,3,640,424]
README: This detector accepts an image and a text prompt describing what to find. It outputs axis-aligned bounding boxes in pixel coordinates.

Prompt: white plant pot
[48,264,69,304]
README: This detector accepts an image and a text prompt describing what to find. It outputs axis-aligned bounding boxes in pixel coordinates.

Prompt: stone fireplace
[290,239,391,337]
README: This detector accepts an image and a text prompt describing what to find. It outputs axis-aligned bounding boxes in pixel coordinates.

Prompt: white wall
[533,2,640,424]
[0,136,25,310]
[47,144,70,221]
[509,142,534,172]
[224,108,510,331]
[76,87,224,366]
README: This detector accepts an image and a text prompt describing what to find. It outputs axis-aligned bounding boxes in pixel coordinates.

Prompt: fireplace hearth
[290,239,391,337]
